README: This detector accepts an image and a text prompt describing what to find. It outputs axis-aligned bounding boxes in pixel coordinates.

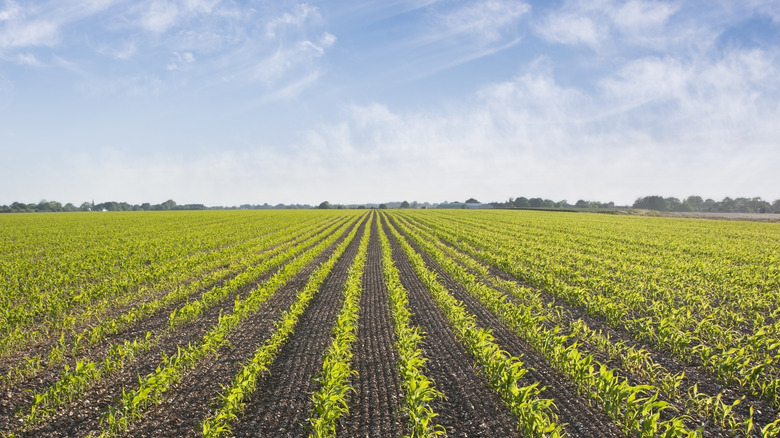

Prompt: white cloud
[134,0,227,34]
[112,42,136,60]
[536,13,604,48]
[438,0,530,43]
[14,52,44,66]
[747,0,780,22]
[166,50,195,70]
[394,0,529,79]
[6,43,779,206]
[0,19,59,48]
[535,0,679,50]
[140,1,180,33]
[0,0,22,22]
[0,0,125,50]
[279,47,780,204]
[265,3,319,38]
[610,0,677,32]
[0,1,334,103]
[182,0,220,14]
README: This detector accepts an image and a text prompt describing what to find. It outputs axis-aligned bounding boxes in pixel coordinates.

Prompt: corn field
[0,209,778,437]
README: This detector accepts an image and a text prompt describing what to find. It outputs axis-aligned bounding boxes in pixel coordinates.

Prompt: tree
[378,203,388,209]
[11,202,32,213]
[773,199,780,213]
[529,198,543,208]
[36,199,62,212]
[465,198,480,204]
[575,200,589,209]
[318,201,331,209]
[514,197,530,208]
[633,196,667,211]
[400,200,410,209]
[684,196,704,211]
[665,197,684,212]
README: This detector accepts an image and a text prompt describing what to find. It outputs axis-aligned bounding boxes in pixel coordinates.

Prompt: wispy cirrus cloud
[534,0,679,50]
[0,0,22,22]
[0,1,336,103]
[287,41,780,204]
[0,17,60,49]
[387,0,530,79]
[435,0,529,44]
[0,0,125,49]
[265,3,320,38]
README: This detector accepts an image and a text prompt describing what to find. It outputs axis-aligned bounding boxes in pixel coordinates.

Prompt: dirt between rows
[7,218,360,437]
[380,216,522,437]
[123,218,368,438]
[1,216,345,375]
[384,215,624,438]
[398,214,778,435]
[228,217,369,437]
[0,216,337,387]
[0,218,345,433]
[337,216,403,437]
[0,219,332,396]
[0,218,281,372]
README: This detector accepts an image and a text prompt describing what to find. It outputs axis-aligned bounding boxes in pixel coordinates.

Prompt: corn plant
[200,215,368,438]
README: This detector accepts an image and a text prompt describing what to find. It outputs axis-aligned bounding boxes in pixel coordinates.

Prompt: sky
[1,0,779,207]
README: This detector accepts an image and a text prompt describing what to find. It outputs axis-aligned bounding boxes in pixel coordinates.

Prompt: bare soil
[385,215,624,437]
[5,218,359,437]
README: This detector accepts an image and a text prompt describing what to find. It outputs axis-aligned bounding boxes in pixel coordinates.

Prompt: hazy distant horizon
[2,1,779,206]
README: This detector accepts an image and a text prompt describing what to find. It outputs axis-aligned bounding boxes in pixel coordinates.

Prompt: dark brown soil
[8,217,361,438]
[385,214,624,437]
[120,217,368,438]
[397,213,778,435]
[0,215,341,382]
[7,211,771,438]
[0,218,345,435]
[381,215,522,438]
[229,217,369,437]
[338,215,403,438]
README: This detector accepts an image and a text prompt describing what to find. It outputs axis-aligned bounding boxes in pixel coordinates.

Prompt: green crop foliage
[309,215,372,437]
[383,213,563,438]
[200,214,369,438]
[391,209,780,436]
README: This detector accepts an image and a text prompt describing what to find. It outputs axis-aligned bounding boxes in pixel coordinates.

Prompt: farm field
[0,209,779,437]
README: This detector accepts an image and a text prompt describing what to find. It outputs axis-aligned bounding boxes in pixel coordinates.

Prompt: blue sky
[1,0,779,206]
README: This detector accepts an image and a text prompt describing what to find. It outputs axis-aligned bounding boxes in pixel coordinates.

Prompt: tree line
[632,196,780,213]
[0,199,203,213]
[489,197,614,209]
[4,195,779,214]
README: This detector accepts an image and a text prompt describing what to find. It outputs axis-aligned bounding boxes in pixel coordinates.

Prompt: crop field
[1,209,779,438]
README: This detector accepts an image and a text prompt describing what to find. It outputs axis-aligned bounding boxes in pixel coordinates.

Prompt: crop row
[378,220,445,437]
[382,214,562,437]
[7,213,359,436]
[2,214,344,386]
[394,210,780,436]
[419,210,780,403]
[96,214,365,436]
[309,216,372,437]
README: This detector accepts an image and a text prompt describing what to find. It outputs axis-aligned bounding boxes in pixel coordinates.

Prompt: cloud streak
[1,1,778,206]
[534,0,680,50]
